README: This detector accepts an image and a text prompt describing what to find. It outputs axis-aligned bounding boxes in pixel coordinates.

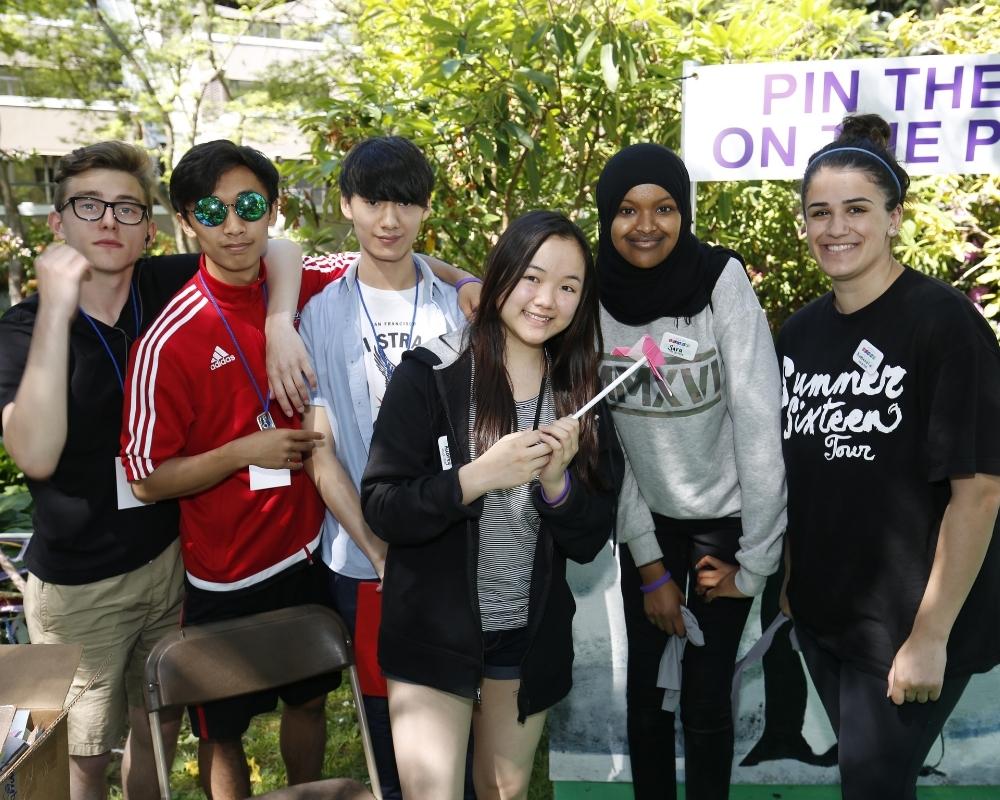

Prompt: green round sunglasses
[192,191,270,227]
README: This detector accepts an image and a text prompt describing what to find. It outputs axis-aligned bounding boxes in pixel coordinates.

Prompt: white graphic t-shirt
[356,280,448,421]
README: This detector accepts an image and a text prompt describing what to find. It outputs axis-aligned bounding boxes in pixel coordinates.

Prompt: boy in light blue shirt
[300,136,474,800]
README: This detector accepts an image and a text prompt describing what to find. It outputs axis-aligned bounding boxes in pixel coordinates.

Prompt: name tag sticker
[852,339,884,375]
[115,459,151,510]
[249,465,291,491]
[438,435,453,470]
[659,332,699,362]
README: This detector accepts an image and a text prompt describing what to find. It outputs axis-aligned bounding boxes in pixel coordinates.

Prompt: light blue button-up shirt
[299,254,463,578]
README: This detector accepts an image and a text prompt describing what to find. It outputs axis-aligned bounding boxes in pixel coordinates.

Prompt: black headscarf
[596,143,741,325]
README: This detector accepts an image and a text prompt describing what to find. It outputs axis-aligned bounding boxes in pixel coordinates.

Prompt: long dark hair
[469,210,604,488]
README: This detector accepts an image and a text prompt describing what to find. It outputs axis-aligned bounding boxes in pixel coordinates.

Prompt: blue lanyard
[80,283,140,392]
[357,262,420,383]
[197,273,271,418]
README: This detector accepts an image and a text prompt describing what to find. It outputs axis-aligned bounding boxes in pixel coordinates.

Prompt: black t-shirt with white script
[777,267,1000,678]
[0,255,198,585]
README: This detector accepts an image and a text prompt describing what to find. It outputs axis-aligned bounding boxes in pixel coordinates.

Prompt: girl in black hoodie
[362,211,624,799]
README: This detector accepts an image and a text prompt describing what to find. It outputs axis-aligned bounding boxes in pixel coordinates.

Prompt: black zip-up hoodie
[361,330,624,720]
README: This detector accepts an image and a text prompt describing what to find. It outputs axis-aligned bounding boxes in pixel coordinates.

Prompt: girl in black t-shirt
[777,113,1000,798]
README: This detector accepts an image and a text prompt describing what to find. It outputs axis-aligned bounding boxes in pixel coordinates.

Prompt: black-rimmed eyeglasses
[58,196,149,226]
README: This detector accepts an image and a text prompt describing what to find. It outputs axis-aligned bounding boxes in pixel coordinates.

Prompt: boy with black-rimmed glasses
[0,141,307,800]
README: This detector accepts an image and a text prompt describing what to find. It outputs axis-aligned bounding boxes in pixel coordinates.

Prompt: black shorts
[181,559,342,740]
[482,626,529,681]
[385,627,530,689]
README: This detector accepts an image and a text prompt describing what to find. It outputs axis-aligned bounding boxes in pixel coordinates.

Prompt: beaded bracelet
[639,571,672,593]
[540,471,571,506]
[454,276,483,292]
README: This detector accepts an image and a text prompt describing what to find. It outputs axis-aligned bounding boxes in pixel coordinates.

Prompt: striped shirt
[470,376,555,631]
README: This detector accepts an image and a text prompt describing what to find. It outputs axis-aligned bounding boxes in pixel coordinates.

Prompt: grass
[108,682,554,798]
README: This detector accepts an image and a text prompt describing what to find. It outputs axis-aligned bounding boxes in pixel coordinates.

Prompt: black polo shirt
[0,254,199,584]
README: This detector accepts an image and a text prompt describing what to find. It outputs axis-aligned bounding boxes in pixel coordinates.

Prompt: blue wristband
[640,571,672,593]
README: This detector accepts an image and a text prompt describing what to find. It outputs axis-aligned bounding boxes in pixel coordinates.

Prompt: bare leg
[69,753,112,800]
[280,694,327,784]
[198,739,251,800]
[387,679,473,800]
[471,679,546,800]
[122,705,182,800]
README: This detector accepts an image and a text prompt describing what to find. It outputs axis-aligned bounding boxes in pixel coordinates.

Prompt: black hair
[801,114,910,211]
[469,210,604,488]
[169,140,279,214]
[338,136,434,206]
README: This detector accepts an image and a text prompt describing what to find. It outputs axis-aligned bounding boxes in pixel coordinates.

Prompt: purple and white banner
[681,54,1000,181]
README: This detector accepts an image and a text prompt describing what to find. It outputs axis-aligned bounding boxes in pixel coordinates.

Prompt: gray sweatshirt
[603,258,786,596]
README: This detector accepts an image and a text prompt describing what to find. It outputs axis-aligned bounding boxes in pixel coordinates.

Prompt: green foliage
[0,489,32,532]
[0,445,29,526]
[286,0,1000,334]
[283,0,683,264]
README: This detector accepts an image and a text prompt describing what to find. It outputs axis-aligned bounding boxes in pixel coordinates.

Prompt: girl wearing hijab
[598,144,786,799]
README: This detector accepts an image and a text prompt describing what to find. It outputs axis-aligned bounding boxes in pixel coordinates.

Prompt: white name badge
[438,435,453,470]
[660,331,699,362]
[115,459,151,510]
[249,465,291,491]
[852,339,884,375]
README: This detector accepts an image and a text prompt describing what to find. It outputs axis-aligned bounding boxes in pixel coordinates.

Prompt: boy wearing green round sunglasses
[120,139,479,799]
[120,140,343,798]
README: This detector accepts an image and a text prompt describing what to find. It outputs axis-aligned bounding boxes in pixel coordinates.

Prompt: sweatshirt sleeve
[617,439,661,566]
[713,260,787,596]
[361,358,480,544]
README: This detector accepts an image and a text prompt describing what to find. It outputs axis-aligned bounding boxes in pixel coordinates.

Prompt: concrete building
[0,0,345,222]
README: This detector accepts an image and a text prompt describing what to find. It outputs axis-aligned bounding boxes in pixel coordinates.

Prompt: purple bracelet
[454,276,483,292]
[640,571,672,593]
[540,471,571,506]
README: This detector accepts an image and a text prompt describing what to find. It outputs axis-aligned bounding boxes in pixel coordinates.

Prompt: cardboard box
[0,644,84,800]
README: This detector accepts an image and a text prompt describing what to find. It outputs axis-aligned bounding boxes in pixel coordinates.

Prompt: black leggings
[620,515,753,800]
[796,624,970,800]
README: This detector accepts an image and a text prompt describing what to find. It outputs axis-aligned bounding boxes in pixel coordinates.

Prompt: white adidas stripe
[124,285,208,479]
[133,295,208,475]
[125,284,201,464]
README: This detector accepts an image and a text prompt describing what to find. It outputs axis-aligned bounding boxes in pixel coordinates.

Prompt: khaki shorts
[24,539,183,756]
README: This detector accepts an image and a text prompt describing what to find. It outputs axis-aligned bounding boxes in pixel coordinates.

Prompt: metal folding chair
[143,603,381,800]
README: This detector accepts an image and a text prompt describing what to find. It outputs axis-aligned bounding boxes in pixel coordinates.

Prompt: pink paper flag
[574,335,671,419]
[612,334,666,383]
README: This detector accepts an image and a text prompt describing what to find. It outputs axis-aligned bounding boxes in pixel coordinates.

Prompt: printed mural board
[549,548,1000,787]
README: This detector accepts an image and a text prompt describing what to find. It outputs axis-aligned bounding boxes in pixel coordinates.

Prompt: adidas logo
[210,345,236,371]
